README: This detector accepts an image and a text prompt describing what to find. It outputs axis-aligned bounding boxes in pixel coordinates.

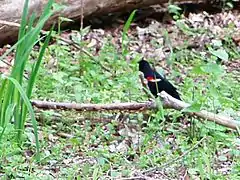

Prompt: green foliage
[168,4,182,20]
[0,0,55,160]
[1,3,240,179]
[36,35,142,103]
[24,9,239,177]
[209,47,229,61]
[58,17,73,35]
[122,10,137,56]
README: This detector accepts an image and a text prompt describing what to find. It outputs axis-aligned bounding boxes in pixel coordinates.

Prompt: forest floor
[0,7,240,180]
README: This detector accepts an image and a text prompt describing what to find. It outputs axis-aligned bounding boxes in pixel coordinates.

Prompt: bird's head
[138,59,154,78]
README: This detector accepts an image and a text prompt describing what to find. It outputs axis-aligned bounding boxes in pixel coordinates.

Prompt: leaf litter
[1,7,240,179]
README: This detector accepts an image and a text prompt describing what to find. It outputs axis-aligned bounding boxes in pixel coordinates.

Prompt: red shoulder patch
[146,76,154,81]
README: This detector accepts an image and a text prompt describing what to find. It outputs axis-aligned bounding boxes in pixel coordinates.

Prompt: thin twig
[0,20,20,28]
[57,132,73,138]
[80,0,84,30]
[118,176,145,180]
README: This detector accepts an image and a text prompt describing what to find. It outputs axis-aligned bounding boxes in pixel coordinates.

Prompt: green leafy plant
[122,10,137,56]
[209,47,229,62]
[0,3,239,178]
[168,4,182,20]
[0,0,55,160]
[58,17,73,35]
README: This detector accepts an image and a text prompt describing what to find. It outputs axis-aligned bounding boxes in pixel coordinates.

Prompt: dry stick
[0,20,20,28]
[119,176,146,180]
[31,91,240,130]
[80,0,84,30]
[159,91,240,130]
[31,100,156,111]
[57,132,73,138]
[139,73,240,130]
[143,136,207,174]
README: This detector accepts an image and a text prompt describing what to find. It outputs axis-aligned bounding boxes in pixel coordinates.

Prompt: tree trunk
[0,0,206,46]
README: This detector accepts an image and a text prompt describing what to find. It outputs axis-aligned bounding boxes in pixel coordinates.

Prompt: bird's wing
[154,71,164,80]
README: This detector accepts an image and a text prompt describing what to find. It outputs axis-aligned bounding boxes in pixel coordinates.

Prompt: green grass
[0,0,55,161]
[0,7,240,179]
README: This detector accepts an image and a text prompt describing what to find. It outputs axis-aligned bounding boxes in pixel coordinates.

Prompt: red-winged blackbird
[139,59,181,100]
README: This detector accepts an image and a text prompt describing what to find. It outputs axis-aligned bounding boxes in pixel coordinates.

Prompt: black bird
[139,59,181,100]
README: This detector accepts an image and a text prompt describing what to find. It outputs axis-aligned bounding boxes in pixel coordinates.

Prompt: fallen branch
[31,100,156,111]
[159,91,240,130]
[31,91,240,130]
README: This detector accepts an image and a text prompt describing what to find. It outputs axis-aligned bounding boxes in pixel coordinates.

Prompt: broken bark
[0,0,207,46]
[31,91,240,130]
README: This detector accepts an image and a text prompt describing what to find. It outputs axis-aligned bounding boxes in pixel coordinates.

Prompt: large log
[0,0,206,46]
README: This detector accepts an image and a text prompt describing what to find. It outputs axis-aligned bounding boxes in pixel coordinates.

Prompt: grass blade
[122,10,137,56]
[4,75,40,160]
